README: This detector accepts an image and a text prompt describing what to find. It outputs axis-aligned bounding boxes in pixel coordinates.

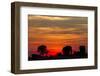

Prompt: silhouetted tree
[74,46,87,58]
[62,46,72,58]
[80,46,86,53]
[28,45,88,61]
[79,46,87,57]
[37,45,48,56]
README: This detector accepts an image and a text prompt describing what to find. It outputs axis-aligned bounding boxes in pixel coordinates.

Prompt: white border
[20,6,95,70]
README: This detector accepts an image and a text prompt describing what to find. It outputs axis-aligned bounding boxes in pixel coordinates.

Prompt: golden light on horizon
[28,15,88,56]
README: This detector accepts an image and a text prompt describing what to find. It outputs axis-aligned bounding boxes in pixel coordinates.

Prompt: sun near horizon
[28,15,88,57]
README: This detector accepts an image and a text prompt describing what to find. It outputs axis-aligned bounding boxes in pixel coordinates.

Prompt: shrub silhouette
[56,52,63,58]
[37,45,48,56]
[31,54,41,60]
[62,46,72,57]
[57,52,62,56]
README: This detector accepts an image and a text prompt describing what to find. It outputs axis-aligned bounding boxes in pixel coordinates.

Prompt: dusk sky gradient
[28,15,88,56]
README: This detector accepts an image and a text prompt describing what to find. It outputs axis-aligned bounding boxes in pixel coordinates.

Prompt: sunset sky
[28,15,88,56]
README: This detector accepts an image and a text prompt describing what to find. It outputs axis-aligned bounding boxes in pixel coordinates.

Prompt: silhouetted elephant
[37,45,48,56]
[62,46,72,58]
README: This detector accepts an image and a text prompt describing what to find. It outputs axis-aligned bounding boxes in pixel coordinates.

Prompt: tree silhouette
[37,45,48,56]
[62,46,72,57]
[74,46,87,58]
[79,46,87,57]
[80,46,86,53]
[28,45,87,61]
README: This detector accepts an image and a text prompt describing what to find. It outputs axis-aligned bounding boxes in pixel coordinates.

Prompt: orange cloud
[28,15,88,56]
